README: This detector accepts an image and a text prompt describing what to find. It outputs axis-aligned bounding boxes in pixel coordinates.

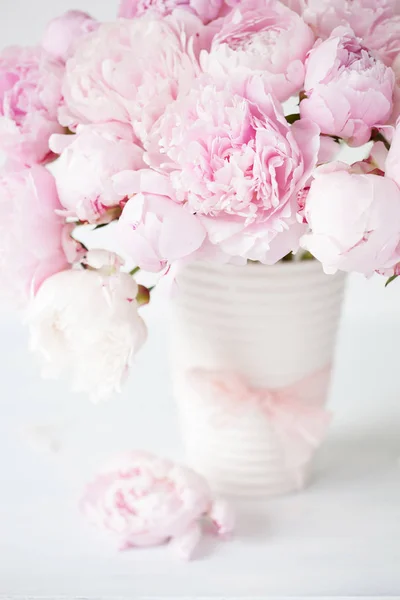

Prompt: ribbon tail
[296,409,332,448]
[273,407,332,475]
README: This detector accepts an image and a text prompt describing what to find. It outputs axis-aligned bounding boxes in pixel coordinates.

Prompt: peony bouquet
[1,0,400,399]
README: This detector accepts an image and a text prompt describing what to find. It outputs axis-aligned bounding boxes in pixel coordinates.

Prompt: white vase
[169,260,346,498]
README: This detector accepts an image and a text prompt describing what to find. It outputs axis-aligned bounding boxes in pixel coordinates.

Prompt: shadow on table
[313,426,400,489]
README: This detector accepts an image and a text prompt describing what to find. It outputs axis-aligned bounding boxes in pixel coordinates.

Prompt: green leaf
[385,274,398,287]
[300,251,315,261]
[285,113,301,125]
[281,252,294,262]
[93,223,108,230]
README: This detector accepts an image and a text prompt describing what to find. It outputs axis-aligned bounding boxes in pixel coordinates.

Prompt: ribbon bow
[188,366,332,477]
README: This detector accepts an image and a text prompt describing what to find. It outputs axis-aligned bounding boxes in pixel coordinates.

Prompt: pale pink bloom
[81,249,125,274]
[389,55,400,124]
[318,136,341,164]
[303,0,400,66]
[385,118,400,189]
[301,164,400,276]
[50,123,145,223]
[365,13,400,67]
[280,0,306,14]
[368,141,389,171]
[203,0,314,102]
[60,13,206,142]
[81,451,234,559]
[28,250,147,401]
[118,0,223,23]
[116,174,207,272]
[61,223,87,264]
[41,10,98,63]
[300,28,395,146]
[0,165,68,308]
[220,0,307,17]
[217,0,239,17]
[342,152,388,176]
[319,154,390,176]
[146,75,320,264]
[0,46,64,165]
[391,85,400,127]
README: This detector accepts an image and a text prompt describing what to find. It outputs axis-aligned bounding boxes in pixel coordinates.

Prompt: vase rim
[192,259,336,276]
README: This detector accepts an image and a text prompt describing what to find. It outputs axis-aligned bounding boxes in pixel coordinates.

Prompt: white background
[0,1,400,598]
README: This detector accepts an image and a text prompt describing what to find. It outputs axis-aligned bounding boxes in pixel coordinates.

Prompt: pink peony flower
[389,55,400,124]
[219,0,308,18]
[367,140,389,172]
[391,86,400,125]
[301,163,400,276]
[146,75,320,264]
[115,172,207,272]
[61,223,87,264]
[203,0,314,102]
[0,165,68,308]
[364,12,400,68]
[28,250,147,401]
[303,0,400,67]
[81,451,234,559]
[217,0,240,17]
[385,118,400,189]
[42,10,99,63]
[0,46,64,165]
[50,123,146,223]
[318,135,341,164]
[118,0,223,23]
[60,13,207,142]
[300,28,395,146]
[280,0,306,14]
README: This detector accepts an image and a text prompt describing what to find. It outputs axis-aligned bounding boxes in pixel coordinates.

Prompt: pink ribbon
[188,366,332,476]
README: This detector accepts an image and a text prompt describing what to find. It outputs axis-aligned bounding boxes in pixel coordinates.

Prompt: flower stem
[371,129,391,151]
[385,274,398,287]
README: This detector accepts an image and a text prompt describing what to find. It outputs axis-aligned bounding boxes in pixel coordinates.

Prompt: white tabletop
[1,273,400,598]
[1,1,400,597]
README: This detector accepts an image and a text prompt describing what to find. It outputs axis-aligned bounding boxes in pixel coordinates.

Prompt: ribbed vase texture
[169,260,346,498]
